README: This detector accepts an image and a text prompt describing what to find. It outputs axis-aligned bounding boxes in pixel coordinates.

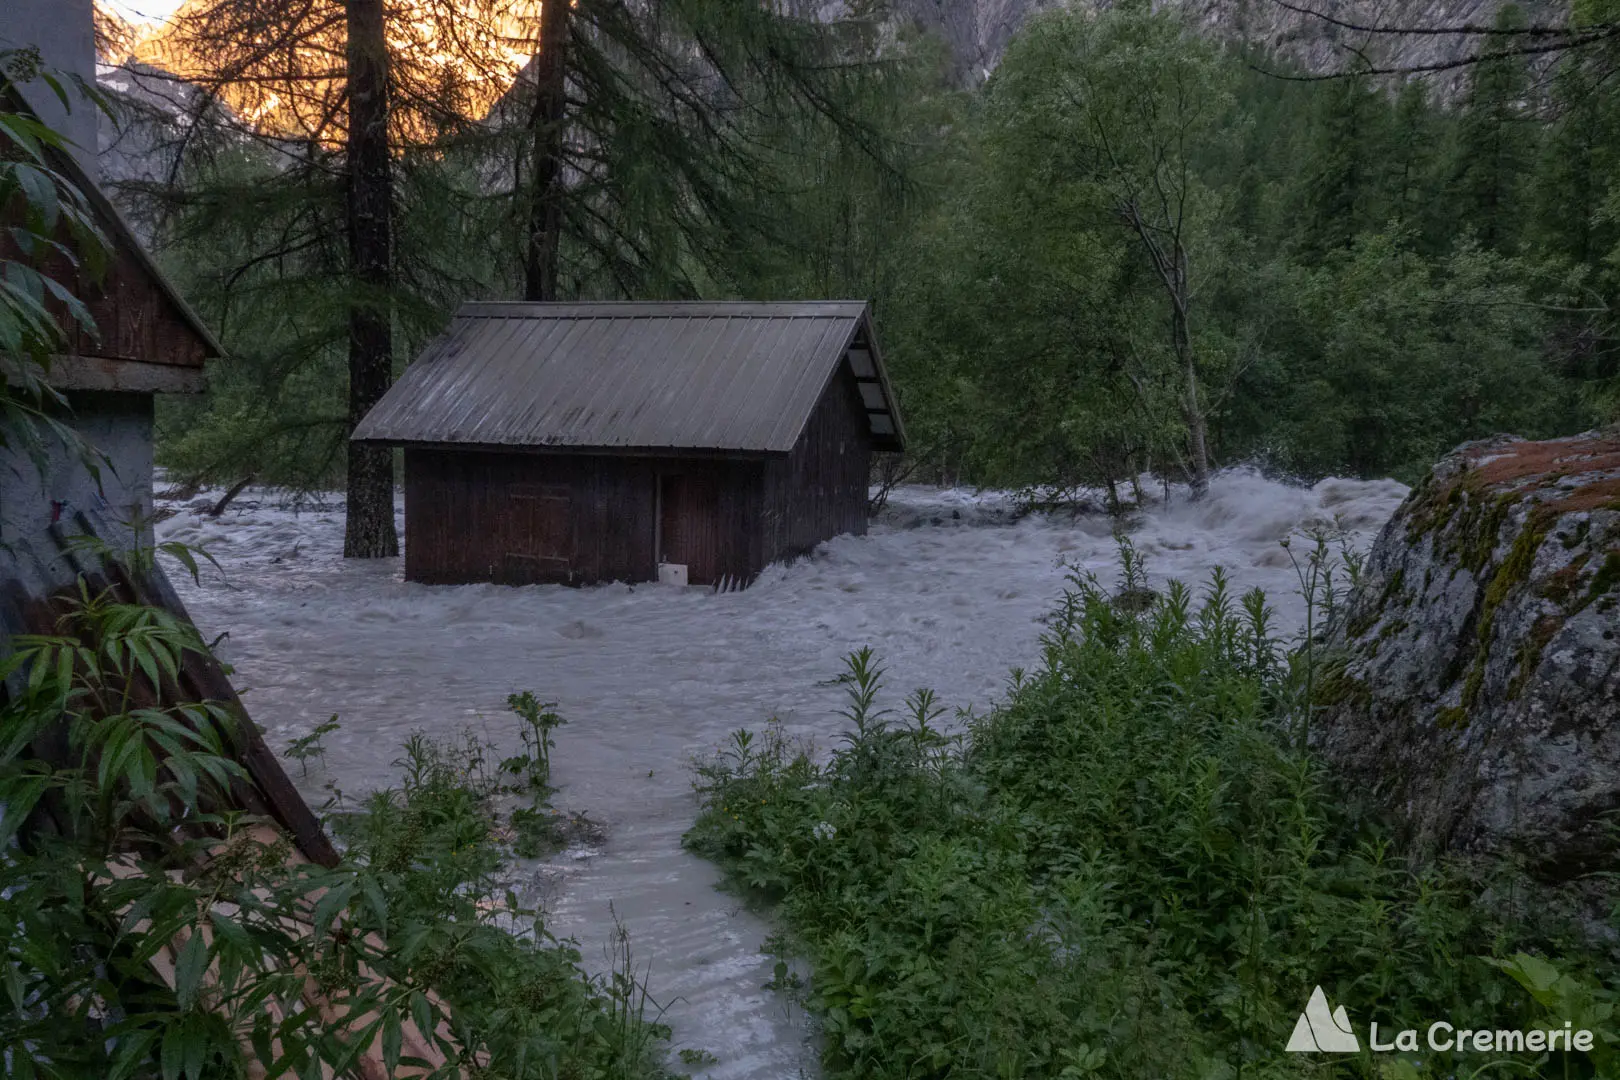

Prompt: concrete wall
[1,0,99,179]
[0,392,156,587]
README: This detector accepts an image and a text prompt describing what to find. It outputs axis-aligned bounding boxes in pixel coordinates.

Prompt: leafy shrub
[0,584,669,1080]
[500,692,566,796]
[686,561,1617,1079]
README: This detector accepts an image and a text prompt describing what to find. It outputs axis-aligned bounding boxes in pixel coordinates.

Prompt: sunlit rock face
[888,0,1568,84]
[1313,430,1620,925]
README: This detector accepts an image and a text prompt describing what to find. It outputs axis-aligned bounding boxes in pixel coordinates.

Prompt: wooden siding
[653,463,763,588]
[404,448,763,587]
[1,194,213,376]
[70,245,211,368]
[761,360,873,566]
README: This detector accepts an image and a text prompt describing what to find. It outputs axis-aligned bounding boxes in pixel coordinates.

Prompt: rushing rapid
[157,469,1408,1079]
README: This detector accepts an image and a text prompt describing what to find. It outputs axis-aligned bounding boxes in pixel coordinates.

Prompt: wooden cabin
[352,301,905,589]
[0,78,221,579]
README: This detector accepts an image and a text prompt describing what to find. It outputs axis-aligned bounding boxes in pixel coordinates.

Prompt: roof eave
[354,437,785,460]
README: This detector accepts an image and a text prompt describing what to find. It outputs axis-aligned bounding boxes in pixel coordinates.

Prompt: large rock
[1314,430,1620,889]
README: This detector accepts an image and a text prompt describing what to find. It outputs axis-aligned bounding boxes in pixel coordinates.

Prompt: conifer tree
[1383,79,1442,251]
[1535,55,1618,267]
[1447,5,1536,253]
[1293,72,1386,256]
[494,0,905,303]
[122,0,903,544]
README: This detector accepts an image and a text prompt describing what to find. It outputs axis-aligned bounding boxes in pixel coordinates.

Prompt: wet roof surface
[351,301,903,453]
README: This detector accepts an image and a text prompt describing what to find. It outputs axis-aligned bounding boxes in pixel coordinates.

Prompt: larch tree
[123,0,524,557]
[480,0,905,304]
[342,0,396,557]
[108,0,904,538]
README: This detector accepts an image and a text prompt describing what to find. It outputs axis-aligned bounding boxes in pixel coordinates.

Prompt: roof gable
[2,85,222,392]
[353,301,905,454]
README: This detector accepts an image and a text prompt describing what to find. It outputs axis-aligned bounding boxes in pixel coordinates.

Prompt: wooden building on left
[1,1,221,576]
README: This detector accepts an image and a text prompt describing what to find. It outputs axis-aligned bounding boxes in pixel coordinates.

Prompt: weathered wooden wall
[761,362,873,566]
[402,365,872,590]
[1,194,211,390]
[403,449,763,587]
[656,460,763,588]
[64,245,212,368]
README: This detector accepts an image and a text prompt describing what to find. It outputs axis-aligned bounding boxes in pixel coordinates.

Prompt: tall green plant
[688,554,1614,1078]
[0,582,671,1079]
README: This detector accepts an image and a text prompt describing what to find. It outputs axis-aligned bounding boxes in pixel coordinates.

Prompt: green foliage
[284,716,340,777]
[686,560,1617,1078]
[500,691,566,795]
[881,5,1609,488]
[149,139,477,490]
[127,1,1620,489]
[1449,6,1535,255]
[0,52,113,480]
[0,581,670,1080]
[1233,234,1572,481]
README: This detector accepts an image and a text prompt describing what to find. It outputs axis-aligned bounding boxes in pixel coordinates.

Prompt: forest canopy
[95,0,1620,508]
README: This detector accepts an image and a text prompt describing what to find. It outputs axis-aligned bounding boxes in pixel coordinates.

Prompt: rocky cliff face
[893,0,1568,83]
[1313,432,1620,911]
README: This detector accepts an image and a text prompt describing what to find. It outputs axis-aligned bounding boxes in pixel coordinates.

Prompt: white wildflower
[811,822,837,842]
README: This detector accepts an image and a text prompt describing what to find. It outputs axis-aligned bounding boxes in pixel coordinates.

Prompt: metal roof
[352,301,905,453]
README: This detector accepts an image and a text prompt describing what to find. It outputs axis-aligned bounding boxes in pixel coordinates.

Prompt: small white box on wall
[658,562,689,587]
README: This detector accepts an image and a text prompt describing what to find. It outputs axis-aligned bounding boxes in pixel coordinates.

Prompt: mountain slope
[892,0,1570,83]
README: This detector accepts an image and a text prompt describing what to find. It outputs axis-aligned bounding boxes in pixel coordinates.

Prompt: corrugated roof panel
[352,301,901,453]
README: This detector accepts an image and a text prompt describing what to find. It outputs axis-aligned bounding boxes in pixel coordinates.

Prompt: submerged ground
[155,471,1407,1079]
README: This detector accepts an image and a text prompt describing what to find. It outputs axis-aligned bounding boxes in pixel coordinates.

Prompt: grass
[685,555,1618,1079]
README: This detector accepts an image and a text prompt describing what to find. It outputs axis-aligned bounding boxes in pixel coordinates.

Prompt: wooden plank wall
[404,449,764,588]
[0,208,211,370]
[68,246,212,367]
[405,449,654,585]
[761,362,873,566]
[655,461,763,588]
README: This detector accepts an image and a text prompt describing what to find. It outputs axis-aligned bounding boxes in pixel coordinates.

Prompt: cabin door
[657,472,720,586]
[501,482,573,584]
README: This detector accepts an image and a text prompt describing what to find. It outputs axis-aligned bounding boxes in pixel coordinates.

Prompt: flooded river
[158,471,1407,1079]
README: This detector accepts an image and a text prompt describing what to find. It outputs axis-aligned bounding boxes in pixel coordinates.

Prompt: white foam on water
[155,468,1408,1079]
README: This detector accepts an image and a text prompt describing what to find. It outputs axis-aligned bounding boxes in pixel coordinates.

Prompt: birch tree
[992,6,1234,496]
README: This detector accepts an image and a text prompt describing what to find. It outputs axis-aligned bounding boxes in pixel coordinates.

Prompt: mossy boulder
[1314,430,1620,890]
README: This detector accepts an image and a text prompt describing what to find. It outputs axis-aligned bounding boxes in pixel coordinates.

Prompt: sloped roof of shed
[351,301,904,453]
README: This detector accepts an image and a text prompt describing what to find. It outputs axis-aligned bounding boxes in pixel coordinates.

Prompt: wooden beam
[38,354,208,394]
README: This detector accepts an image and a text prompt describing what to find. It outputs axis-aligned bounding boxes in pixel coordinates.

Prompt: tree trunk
[343,0,398,558]
[1170,246,1210,500]
[524,0,569,302]
[1122,201,1211,500]
[1183,346,1210,499]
